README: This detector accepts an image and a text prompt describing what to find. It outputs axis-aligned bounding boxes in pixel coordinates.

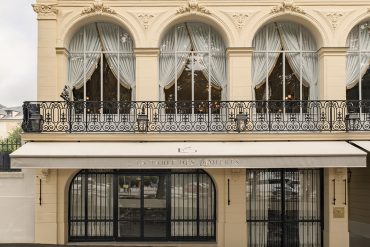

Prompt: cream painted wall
[28,0,370,246]
[33,0,370,101]
[0,169,35,243]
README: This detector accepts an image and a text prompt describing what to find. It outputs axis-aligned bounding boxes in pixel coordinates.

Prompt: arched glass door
[69,169,216,242]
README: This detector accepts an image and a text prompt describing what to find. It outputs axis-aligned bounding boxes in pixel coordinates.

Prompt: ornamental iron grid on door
[246,169,323,247]
[69,169,216,242]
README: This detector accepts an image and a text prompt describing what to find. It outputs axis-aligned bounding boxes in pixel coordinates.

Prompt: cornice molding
[270,0,305,15]
[81,0,116,16]
[176,0,210,15]
[226,47,254,56]
[56,47,70,56]
[32,4,58,18]
[318,47,348,56]
[134,48,160,56]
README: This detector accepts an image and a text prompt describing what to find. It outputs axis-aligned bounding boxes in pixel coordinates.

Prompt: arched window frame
[346,21,370,101]
[159,22,227,103]
[252,22,318,102]
[65,22,135,103]
[68,169,217,241]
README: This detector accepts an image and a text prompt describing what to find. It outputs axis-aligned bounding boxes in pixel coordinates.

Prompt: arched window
[63,23,135,104]
[252,22,318,104]
[346,21,370,101]
[69,169,216,241]
[159,23,227,110]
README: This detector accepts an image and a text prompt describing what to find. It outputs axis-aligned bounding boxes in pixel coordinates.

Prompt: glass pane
[102,54,118,102]
[361,54,370,100]
[69,173,86,237]
[210,53,223,102]
[193,53,210,102]
[347,26,359,51]
[86,53,101,102]
[171,173,198,237]
[118,175,141,237]
[359,23,370,51]
[177,55,192,102]
[247,169,322,247]
[346,53,360,100]
[302,53,316,100]
[143,175,167,238]
[269,53,284,101]
[285,53,301,101]
[86,173,114,237]
[162,53,175,101]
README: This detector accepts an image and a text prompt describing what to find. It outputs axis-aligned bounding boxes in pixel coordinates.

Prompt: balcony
[21,100,369,133]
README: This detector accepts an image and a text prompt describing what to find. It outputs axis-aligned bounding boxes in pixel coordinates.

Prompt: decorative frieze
[177,0,210,15]
[270,0,305,15]
[137,13,155,29]
[32,4,58,17]
[81,0,116,15]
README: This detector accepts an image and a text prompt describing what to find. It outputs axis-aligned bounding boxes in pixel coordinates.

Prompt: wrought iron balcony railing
[21,100,370,133]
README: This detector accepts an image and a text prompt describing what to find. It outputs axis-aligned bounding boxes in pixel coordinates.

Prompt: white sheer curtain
[159,22,227,101]
[346,23,370,90]
[187,23,227,100]
[159,25,191,101]
[66,24,101,100]
[278,23,318,99]
[252,24,282,100]
[97,23,136,100]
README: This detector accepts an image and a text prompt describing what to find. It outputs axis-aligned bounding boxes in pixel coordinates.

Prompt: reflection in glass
[118,175,141,237]
[69,170,216,241]
[246,169,322,247]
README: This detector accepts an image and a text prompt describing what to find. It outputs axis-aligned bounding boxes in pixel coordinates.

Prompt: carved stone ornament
[177,0,210,15]
[231,13,249,29]
[81,0,116,15]
[32,4,58,16]
[326,12,344,29]
[137,13,155,29]
[270,0,305,15]
[38,169,49,182]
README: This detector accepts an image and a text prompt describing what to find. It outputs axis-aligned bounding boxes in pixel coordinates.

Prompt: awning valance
[11,141,366,169]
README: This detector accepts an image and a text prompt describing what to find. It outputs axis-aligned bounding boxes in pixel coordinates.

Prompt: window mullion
[117,26,120,107]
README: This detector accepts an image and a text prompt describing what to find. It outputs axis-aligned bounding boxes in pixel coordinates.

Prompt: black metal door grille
[69,169,216,242]
[246,169,323,247]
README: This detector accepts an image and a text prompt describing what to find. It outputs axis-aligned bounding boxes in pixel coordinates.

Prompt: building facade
[0,106,22,139]
[7,0,370,246]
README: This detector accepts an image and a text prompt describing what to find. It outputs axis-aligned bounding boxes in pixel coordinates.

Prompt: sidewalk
[350,234,370,247]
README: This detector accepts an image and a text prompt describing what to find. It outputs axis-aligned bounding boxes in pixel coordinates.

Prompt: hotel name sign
[136,158,241,168]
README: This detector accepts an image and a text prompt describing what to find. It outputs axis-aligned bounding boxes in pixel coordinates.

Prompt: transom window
[159,22,227,113]
[64,23,135,104]
[69,169,216,241]
[252,22,318,103]
[346,21,370,101]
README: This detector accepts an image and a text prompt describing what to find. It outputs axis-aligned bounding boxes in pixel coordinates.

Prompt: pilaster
[324,168,349,247]
[318,47,348,100]
[134,48,160,101]
[33,3,59,101]
[227,48,254,101]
